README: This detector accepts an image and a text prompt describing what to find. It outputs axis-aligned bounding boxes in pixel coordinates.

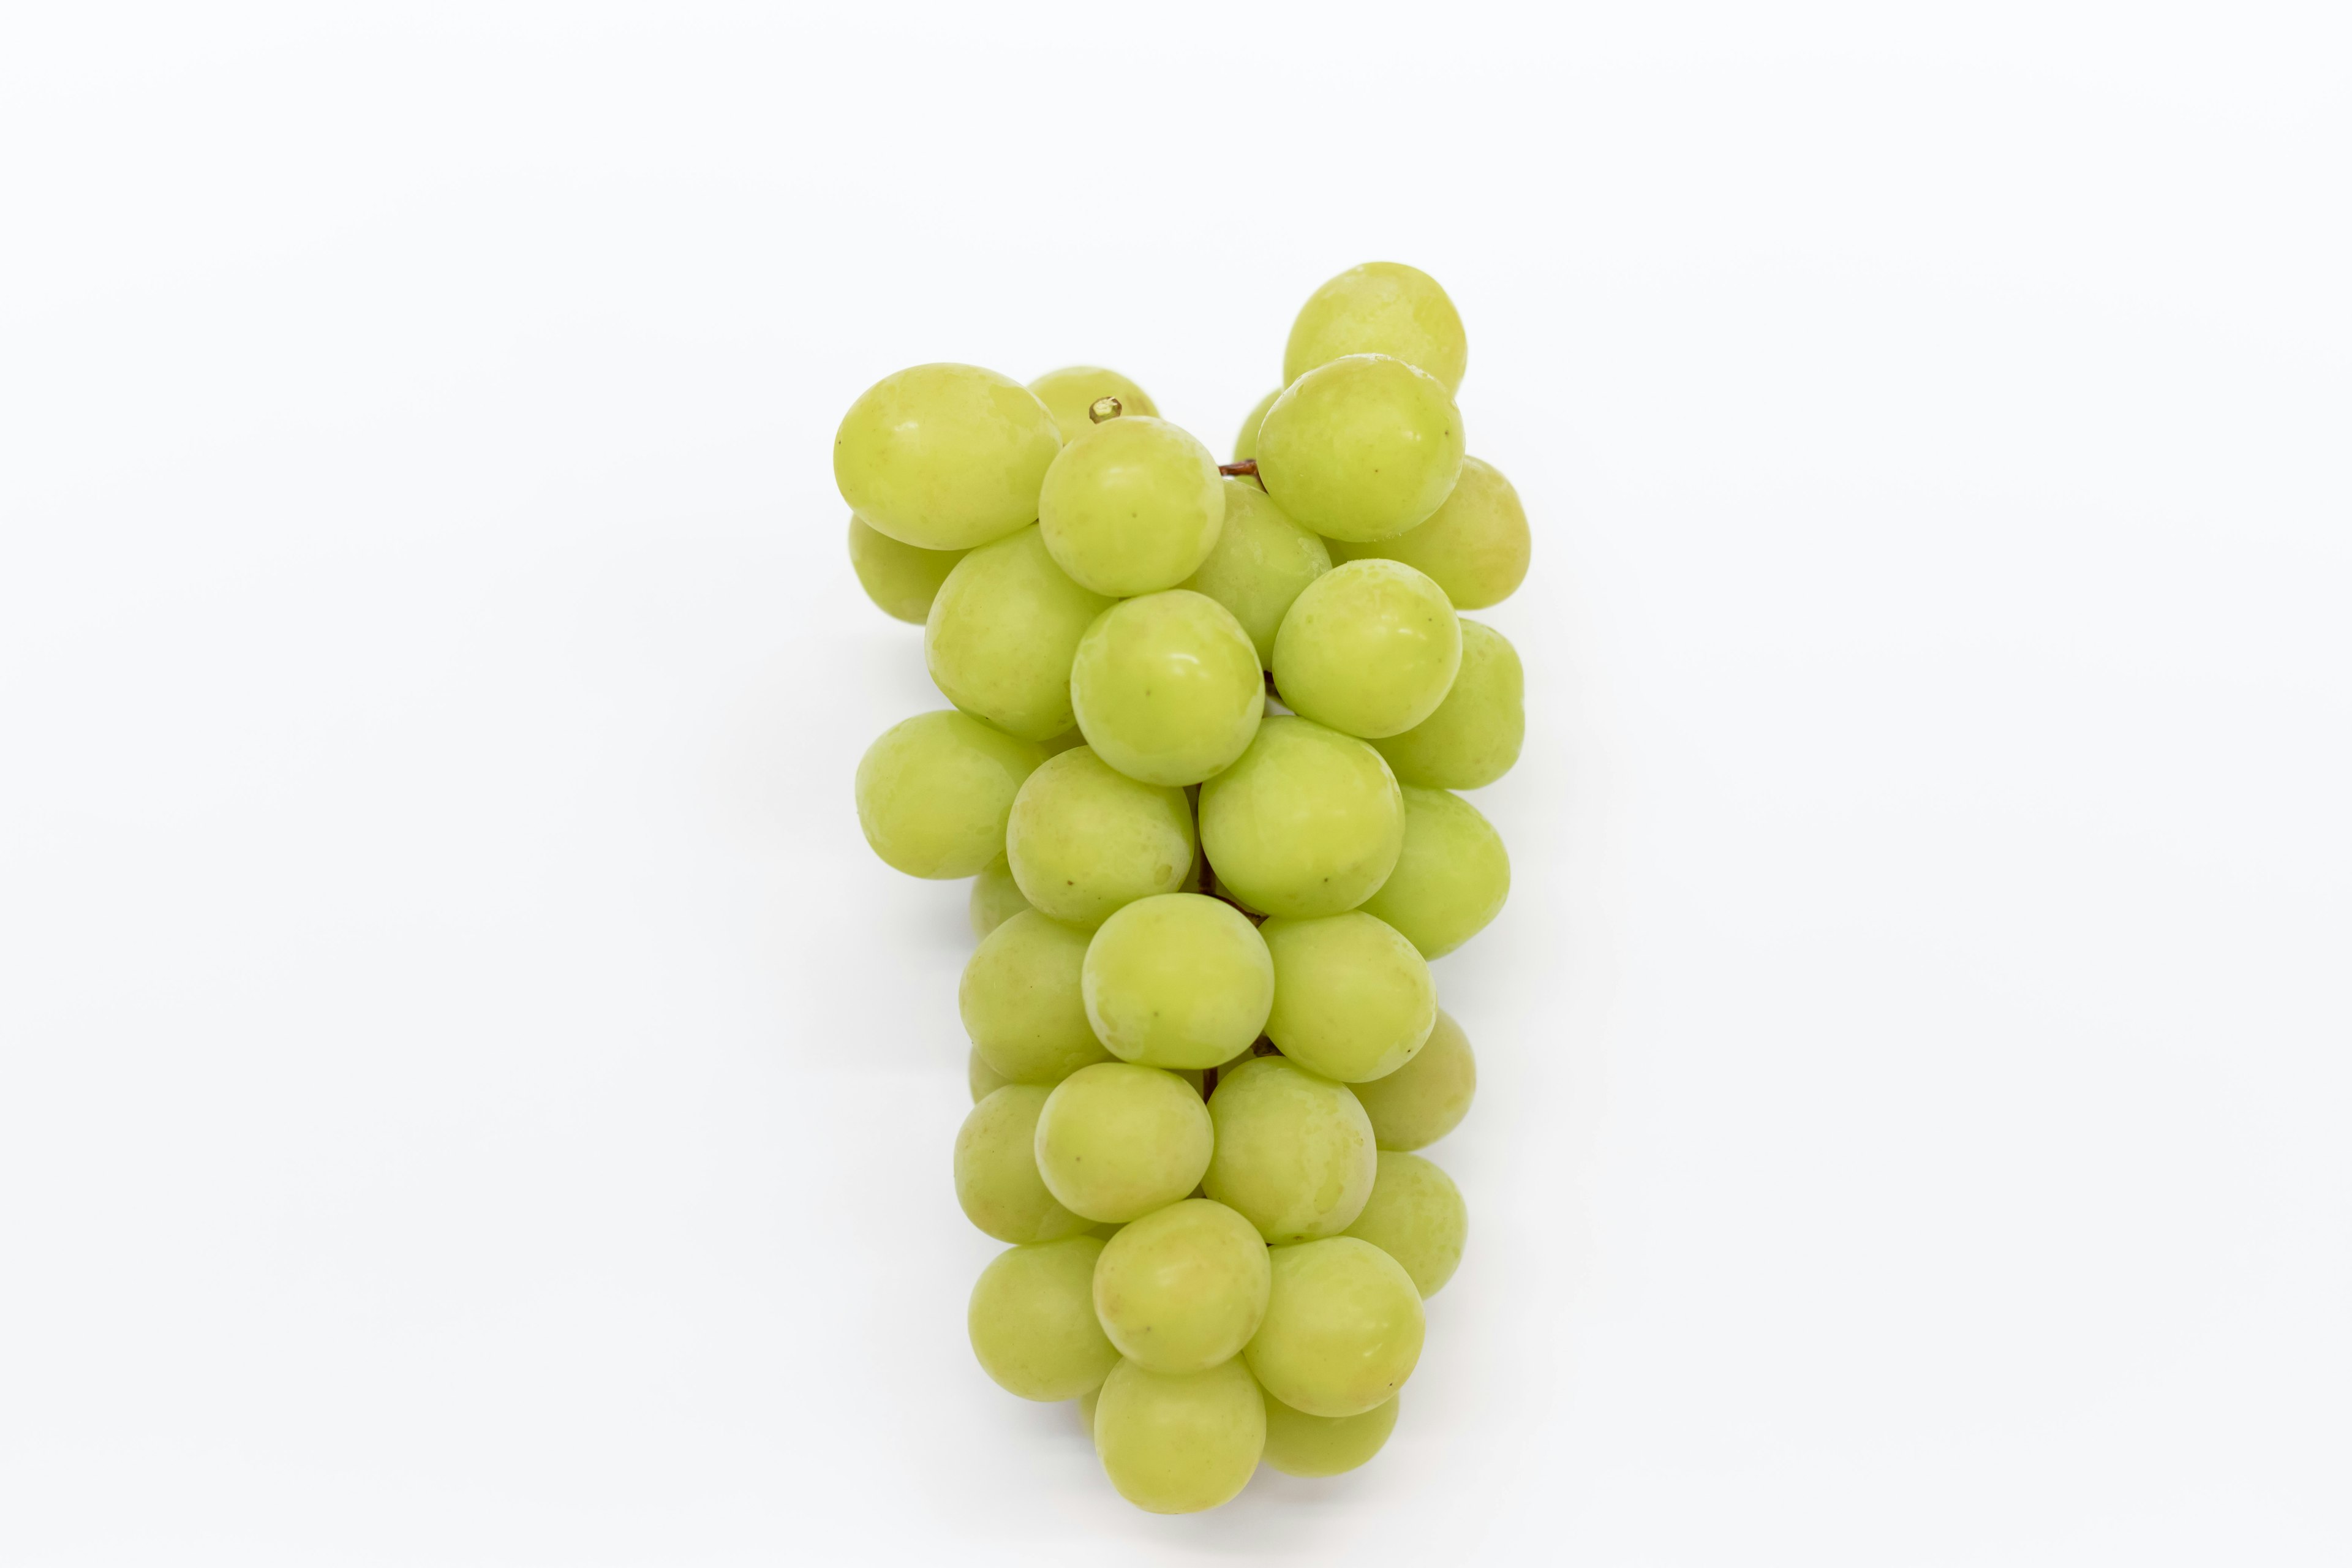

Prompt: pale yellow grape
[1260,1389,1398,1477]
[1082,894,1272,1069]
[925,525,1113,741]
[1038,417,1225,596]
[1371,620,1524,791]
[1079,1382,1101,1436]
[1028,365,1160,442]
[1179,480,1332,668]
[1006,748,1194,927]
[1244,1237,1425,1417]
[968,1046,1012,1103]
[834,363,1061,550]
[1327,456,1528,609]
[1261,913,1436,1082]
[968,1236,1118,1400]
[1069,591,1263,786]
[854,711,1046,879]
[1035,1063,1215,1223]
[955,1085,1092,1244]
[968,856,1032,939]
[1257,355,1464,543]
[1350,1009,1476,1150]
[1283,261,1468,393]
[1357,788,1510,960]
[846,515,967,624]
[1091,1198,1272,1373]
[959,910,1114,1084]
[1196,717,1403,918]
[1204,1057,1376,1242]
[1232,388,1280,462]
[1093,1356,1265,1513]
[1273,559,1461,739]
[1342,1152,1467,1297]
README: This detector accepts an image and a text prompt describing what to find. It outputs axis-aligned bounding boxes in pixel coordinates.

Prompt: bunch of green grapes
[840,263,1526,1514]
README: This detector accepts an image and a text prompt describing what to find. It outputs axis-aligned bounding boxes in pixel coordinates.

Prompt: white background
[2,3,2347,1563]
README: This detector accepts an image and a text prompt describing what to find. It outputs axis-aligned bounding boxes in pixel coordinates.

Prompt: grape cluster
[842,263,1528,1514]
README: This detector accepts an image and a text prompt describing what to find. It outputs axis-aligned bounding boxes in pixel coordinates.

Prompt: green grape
[1370,619,1524,790]
[1341,1152,1467,1297]
[1195,717,1403,918]
[1260,1387,1398,1477]
[1037,417,1226,596]
[1179,479,1332,668]
[847,514,967,624]
[1203,1057,1376,1242]
[1069,591,1264,786]
[1232,388,1280,462]
[1350,1008,1476,1150]
[1356,786,1509,959]
[968,1235,1118,1400]
[1261,912,1436,1082]
[955,1085,1093,1244]
[1272,559,1462,739]
[968,1046,1012,1102]
[968,856,1032,939]
[1028,365,1161,442]
[1082,894,1273,1069]
[1078,1381,1102,1436]
[1091,1198,1272,1373]
[959,910,1115,1084]
[1093,1355,1265,1513]
[1005,748,1194,927]
[834,363,1062,551]
[925,525,1114,741]
[1035,1063,1215,1223]
[1326,456,1528,609]
[1243,1237,1425,1417]
[855,711,1046,879]
[1283,262,1468,393]
[1257,355,1464,543]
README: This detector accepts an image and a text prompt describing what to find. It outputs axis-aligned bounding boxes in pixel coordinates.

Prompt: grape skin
[925,525,1113,742]
[834,363,1062,551]
[1257,354,1464,543]
[1082,894,1273,1071]
[1259,1389,1398,1477]
[1028,365,1160,443]
[1243,1236,1425,1418]
[1038,417,1226,597]
[1371,619,1525,791]
[1005,747,1194,927]
[1272,558,1463,740]
[959,910,1115,1084]
[1341,1152,1468,1297]
[1283,261,1468,393]
[1261,912,1438,1082]
[1179,479,1332,669]
[1202,1057,1377,1243]
[954,1085,1093,1244]
[1196,717,1403,919]
[1232,388,1280,462]
[1035,1063,1215,1224]
[967,1235,1118,1401]
[1350,1009,1476,1150]
[1326,455,1529,610]
[1069,590,1264,786]
[967,856,1032,939]
[1356,786,1511,959]
[854,710,1046,880]
[847,515,967,624]
[1091,1197,1271,1373]
[1093,1356,1265,1513]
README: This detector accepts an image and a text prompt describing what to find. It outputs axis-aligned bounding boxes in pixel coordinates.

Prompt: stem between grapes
[1216,460,1258,478]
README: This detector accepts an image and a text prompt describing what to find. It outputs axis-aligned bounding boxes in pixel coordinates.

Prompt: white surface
[3,4,2347,1563]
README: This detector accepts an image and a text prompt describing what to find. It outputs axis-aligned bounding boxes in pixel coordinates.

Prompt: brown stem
[1217,460,1259,478]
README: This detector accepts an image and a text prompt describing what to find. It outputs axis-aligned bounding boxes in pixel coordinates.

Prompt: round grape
[1261,912,1436,1082]
[967,1236,1117,1401]
[1257,354,1464,543]
[1357,786,1510,959]
[1370,619,1524,790]
[1259,1388,1398,1477]
[1195,717,1403,918]
[1283,261,1468,393]
[1244,1236,1425,1418]
[854,711,1045,880]
[1093,1356,1264,1513]
[1203,1057,1376,1243]
[1179,479,1332,668]
[1273,558,1462,739]
[1069,590,1263,786]
[834,363,1061,551]
[1027,365,1160,442]
[960,910,1115,1085]
[846,514,967,624]
[1232,388,1280,462]
[1005,748,1194,927]
[1082,893,1273,1070]
[1341,1152,1467,1297]
[1037,417,1224,596]
[1350,1009,1476,1150]
[1091,1198,1271,1373]
[1327,456,1528,609]
[1035,1063,1214,1223]
[925,524,1113,742]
